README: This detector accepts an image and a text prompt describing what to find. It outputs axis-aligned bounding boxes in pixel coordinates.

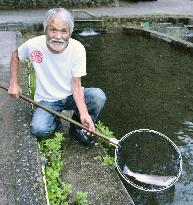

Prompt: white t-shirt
[18,35,87,102]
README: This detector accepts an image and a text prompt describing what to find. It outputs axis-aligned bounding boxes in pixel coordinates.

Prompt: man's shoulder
[69,38,84,47]
[25,35,46,46]
[69,38,85,51]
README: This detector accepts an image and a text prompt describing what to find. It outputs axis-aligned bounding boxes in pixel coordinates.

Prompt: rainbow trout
[123,165,177,187]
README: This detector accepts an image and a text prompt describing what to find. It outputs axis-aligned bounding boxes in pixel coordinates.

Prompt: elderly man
[8,8,106,145]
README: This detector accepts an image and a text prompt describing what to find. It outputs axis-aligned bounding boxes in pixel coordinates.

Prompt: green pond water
[76,31,193,205]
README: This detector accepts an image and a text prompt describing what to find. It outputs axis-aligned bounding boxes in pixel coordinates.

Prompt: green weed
[96,121,114,139]
[25,59,36,98]
[39,132,72,205]
[95,121,116,168]
[74,191,89,205]
[103,156,116,168]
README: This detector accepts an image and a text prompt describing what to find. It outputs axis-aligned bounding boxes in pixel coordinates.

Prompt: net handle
[0,82,119,146]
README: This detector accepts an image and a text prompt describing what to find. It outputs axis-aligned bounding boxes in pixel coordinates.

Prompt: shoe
[69,127,95,145]
[55,120,63,131]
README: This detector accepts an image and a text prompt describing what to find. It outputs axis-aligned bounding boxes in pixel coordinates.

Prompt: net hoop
[115,129,183,192]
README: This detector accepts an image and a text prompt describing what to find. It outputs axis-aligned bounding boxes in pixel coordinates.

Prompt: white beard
[47,39,69,52]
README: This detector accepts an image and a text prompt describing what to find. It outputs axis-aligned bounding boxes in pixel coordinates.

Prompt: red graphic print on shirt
[31,50,43,63]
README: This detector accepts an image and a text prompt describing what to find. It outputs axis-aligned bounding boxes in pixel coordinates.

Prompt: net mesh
[115,130,182,191]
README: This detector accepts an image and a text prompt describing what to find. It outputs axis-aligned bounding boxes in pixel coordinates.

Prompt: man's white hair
[43,8,74,34]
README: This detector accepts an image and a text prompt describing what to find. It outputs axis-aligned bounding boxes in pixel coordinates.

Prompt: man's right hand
[8,83,21,98]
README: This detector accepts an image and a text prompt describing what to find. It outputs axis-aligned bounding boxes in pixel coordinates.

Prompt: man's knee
[31,124,51,137]
[85,88,107,110]
[93,88,107,107]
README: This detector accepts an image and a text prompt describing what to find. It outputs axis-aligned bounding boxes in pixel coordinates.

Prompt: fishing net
[115,129,182,192]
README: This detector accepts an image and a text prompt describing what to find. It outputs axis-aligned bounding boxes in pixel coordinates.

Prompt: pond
[76,31,193,205]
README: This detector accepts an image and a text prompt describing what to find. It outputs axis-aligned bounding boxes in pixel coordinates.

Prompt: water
[115,130,182,192]
[75,31,193,204]
[78,29,100,36]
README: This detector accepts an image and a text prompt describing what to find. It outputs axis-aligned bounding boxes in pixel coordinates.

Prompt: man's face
[46,17,71,53]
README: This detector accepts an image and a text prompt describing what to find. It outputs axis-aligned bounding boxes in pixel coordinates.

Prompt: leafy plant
[96,121,114,138]
[96,120,115,148]
[25,59,36,98]
[74,191,89,205]
[39,132,72,205]
[103,156,116,168]
[95,121,116,168]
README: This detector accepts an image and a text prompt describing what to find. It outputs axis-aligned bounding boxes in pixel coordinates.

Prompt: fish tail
[122,165,133,176]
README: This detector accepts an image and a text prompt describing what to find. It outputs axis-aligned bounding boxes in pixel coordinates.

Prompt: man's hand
[80,113,95,134]
[8,83,21,98]
[8,49,20,98]
[71,77,95,134]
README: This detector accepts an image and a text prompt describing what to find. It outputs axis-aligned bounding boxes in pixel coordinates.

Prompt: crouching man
[8,8,106,145]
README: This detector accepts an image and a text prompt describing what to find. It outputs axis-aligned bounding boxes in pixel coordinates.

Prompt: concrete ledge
[123,26,193,53]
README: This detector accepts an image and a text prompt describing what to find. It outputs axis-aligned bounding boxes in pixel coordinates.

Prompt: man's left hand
[80,113,95,134]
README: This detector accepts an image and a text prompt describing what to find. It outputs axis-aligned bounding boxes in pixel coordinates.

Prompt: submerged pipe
[0,82,119,146]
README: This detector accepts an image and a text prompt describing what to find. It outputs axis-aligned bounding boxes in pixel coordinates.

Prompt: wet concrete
[0,31,46,204]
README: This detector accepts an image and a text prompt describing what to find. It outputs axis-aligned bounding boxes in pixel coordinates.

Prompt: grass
[39,132,72,204]
[39,132,89,205]
[25,59,35,98]
[74,192,89,205]
[95,121,116,168]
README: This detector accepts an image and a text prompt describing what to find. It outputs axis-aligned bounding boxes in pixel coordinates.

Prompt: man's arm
[8,49,21,98]
[71,77,95,132]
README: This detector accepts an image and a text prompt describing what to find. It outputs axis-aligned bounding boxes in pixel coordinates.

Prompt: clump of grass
[95,121,116,168]
[96,121,114,139]
[25,59,36,98]
[39,132,72,204]
[38,122,115,204]
[103,155,116,168]
[39,132,89,205]
[74,191,89,205]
